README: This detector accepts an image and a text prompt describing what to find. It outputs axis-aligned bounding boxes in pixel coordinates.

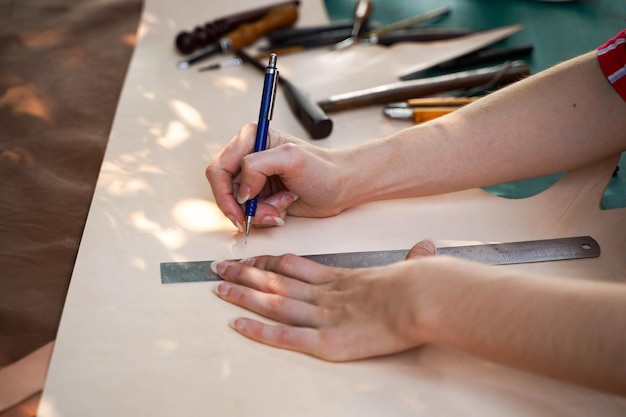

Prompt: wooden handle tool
[178,4,298,69]
[228,4,299,50]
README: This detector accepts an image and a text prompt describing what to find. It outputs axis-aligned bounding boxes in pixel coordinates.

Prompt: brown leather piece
[0,393,40,417]
[0,0,142,367]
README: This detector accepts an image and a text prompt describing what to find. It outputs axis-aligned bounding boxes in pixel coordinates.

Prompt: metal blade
[383,106,413,120]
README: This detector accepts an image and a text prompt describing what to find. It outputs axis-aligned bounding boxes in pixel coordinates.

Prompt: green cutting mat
[325,0,626,209]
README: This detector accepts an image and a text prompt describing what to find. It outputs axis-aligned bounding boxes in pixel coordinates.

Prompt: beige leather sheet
[39,0,626,415]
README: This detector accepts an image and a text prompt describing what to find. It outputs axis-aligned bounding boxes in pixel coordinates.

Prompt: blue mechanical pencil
[245,53,279,242]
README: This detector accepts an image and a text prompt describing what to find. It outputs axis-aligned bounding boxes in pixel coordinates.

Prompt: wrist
[329,146,380,210]
[410,257,448,345]
[336,136,409,207]
[336,123,450,207]
[410,256,489,346]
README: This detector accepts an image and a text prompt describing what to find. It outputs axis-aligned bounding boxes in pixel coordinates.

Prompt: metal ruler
[160,236,600,284]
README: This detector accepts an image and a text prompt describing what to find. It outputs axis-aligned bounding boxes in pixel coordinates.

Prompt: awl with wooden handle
[177,4,298,69]
[318,61,529,113]
[175,1,300,54]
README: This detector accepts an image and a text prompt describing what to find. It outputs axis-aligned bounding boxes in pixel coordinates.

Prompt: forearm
[341,51,626,205]
[415,257,626,395]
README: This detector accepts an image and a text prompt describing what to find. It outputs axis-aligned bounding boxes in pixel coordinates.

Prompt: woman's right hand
[206,122,354,231]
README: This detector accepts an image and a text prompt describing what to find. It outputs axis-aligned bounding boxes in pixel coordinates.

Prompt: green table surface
[324,0,626,209]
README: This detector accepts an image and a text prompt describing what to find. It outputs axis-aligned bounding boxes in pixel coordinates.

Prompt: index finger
[252,253,343,286]
[206,123,258,226]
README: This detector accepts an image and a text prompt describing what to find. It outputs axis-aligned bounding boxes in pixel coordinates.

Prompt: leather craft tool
[356,6,451,46]
[266,6,448,50]
[332,0,373,50]
[267,21,371,46]
[434,44,534,71]
[198,57,243,71]
[384,97,479,123]
[234,50,333,139]
[334,6,454,51]
[177,4,298,69]
[266,26,472,50]
[160,236,601,283]
[401,97,479,106]
[401,44,535,80]
[174,0,300,55]
[318,60,529,113]
[384,106,458,123]
[367,27,474,46]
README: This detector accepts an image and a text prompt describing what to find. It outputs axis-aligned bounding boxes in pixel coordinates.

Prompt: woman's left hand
[213,240,437,361]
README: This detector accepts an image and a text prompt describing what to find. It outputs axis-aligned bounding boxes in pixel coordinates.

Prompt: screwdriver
[177,4,298,69]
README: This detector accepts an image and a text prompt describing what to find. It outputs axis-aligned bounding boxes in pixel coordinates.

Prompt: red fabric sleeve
[597,29,626,102]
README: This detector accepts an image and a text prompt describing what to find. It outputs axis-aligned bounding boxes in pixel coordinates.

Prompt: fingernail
[417,240,436,255]
[228,216,243,232]
[215,282,231,296]
[236,185,250,205]
[230,318,246,331]
[262,216,284,226]
[210,259,227,275]
[238,257,255,266]
[282,192,299,205]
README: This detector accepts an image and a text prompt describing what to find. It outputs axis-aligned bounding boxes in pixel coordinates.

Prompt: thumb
[235,145,292,205]
[406,240,436,260]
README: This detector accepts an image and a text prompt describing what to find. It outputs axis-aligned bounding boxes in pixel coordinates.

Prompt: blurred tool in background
[384,97,479,123]
[332,0,373,49]
[318,60,529,112]
[266,6,460,50]
[401,44,534,80]
[175,0,300,54]
[178,1,534,138]
[234,50,334,139]
[177,3,299,69]
[335,5,451,50]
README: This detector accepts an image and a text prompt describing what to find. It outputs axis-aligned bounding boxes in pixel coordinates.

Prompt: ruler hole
[582,244,592,250]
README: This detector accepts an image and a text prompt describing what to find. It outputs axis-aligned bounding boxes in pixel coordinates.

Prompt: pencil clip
[268,70,279,120]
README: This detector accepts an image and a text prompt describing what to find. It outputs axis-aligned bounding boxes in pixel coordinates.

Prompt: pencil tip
[244,216,252,244]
